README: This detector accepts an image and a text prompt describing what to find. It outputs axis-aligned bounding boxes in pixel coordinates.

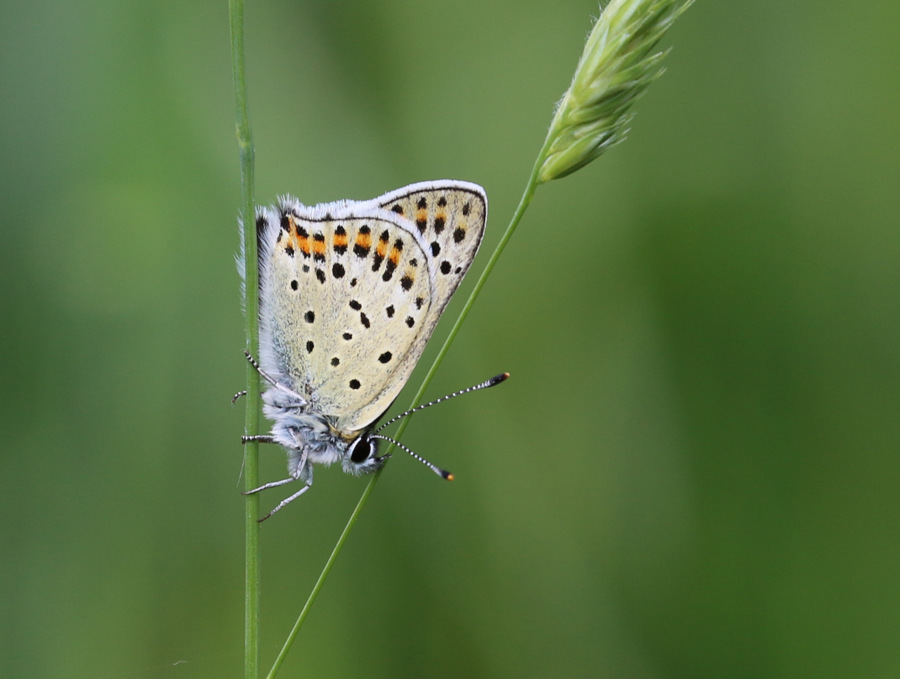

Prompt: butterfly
[239,181,507,518]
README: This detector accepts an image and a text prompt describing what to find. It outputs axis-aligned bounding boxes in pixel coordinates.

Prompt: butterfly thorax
[262,385,384,480]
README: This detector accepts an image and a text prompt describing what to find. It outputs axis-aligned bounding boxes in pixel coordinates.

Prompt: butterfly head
[343,431,390,476]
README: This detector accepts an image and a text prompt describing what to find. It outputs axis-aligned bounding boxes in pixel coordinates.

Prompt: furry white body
[246,181,488,493]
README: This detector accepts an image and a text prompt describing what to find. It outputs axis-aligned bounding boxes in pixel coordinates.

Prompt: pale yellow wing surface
[256,181,487,434]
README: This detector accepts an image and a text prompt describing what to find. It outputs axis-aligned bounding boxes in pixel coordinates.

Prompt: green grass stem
[228,0,260,677]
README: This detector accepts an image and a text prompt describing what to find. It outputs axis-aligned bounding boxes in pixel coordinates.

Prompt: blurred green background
[2,0,899,677]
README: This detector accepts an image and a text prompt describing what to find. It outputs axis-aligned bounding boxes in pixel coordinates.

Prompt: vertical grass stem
[228,0,260,677]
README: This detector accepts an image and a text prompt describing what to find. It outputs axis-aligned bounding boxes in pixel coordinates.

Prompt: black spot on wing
[334,227,347,255]
[313,233,326,262]
[383,260,396,281]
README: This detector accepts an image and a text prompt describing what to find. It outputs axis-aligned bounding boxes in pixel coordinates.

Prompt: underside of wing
[255,181,487,434]
[259,204,433,433]
[374,181,487,323]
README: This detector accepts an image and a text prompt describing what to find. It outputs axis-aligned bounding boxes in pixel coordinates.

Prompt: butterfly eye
[348,435,378,464]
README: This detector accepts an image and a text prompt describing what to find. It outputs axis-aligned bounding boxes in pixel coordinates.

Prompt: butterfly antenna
[374,372,509,433]
[370,434,454,480]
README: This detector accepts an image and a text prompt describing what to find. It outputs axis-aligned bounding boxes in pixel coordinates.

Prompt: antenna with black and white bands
[371,371,510,479]
[235,355,509,482]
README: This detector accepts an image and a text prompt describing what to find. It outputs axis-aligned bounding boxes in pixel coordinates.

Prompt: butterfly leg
[243,447,312,521]
[242,350,280,386]
[241,350,308,405]
[258,482,312,521]
[232,351,277,403]
[243,475,298,494]
[242,434,276,444]
[242,476,312,522]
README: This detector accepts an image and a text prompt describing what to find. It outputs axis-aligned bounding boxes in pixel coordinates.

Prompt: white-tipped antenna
[373,372,509,479]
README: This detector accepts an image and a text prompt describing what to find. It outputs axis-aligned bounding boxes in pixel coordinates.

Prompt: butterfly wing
[374,181,487,324]
[257,181,487,435]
